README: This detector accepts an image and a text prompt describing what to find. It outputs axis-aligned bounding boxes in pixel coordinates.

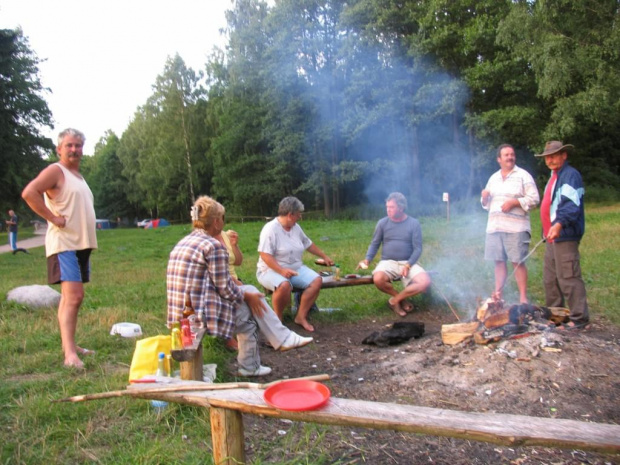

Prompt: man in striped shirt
[481,144,540,303]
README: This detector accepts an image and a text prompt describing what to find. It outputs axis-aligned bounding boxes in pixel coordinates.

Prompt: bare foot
[387,299,406,317]
[294,318,315,332]
[64,356,84,369]
[401,301,414,312]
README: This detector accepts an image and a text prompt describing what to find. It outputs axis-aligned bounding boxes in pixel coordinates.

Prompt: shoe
[279,332,313,352]
[238,365,272,377]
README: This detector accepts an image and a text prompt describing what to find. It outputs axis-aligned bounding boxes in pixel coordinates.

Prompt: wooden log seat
[127,379,620,464]
[170,328,208,381]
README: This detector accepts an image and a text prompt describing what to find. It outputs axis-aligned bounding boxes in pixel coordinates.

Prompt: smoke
[257,2,532,311]
[421,213,493,319]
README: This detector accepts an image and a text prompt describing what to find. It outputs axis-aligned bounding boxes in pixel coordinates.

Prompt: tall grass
[1,204,618,464]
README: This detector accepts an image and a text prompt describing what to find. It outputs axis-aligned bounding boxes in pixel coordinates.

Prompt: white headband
[190,206,200,222]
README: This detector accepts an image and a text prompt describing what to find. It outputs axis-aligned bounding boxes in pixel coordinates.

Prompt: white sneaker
[238,365,272,377]
[279,332,314,352]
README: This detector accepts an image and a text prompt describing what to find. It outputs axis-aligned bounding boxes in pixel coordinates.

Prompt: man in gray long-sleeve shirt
[357,192,431,317]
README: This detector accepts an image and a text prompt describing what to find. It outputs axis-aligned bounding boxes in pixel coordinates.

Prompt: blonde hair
[191,196,224,230]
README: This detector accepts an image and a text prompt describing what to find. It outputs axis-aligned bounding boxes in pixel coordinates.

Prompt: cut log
[125,383,620,455]
[482,309,510,329]
[473,330,499,345]
[546,307,570,324]
[441,321,480,345]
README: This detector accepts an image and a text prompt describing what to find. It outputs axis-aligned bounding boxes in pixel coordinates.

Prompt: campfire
[441,298,569,345]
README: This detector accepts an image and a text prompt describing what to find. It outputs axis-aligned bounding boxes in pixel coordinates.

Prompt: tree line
[3,0,619,223]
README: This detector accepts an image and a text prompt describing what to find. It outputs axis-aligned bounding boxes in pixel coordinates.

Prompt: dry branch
[54,374,330,403]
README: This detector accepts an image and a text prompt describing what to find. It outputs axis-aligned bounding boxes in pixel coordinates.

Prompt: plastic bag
[129,335,171,382]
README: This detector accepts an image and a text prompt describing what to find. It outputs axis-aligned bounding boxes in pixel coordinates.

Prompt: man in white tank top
[22,129,98,369]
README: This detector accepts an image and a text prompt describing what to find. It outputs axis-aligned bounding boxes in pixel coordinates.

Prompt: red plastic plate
[263,380,330,411]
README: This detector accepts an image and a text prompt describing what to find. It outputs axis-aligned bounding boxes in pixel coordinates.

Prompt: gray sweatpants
[235,284,292,371]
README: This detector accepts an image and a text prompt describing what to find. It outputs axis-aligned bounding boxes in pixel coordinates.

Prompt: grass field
[1,204,618,464]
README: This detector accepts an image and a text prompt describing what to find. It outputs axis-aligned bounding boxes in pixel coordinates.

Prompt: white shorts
[373,260,425,287]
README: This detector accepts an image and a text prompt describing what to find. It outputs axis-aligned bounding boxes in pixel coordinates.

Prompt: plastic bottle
[182,294,195,319]
[156,352,167,377]
[151,352,169,411]
[181,318,193,348]
[166,354,174,378]
[332,264,341,281]
[171,326,182,350]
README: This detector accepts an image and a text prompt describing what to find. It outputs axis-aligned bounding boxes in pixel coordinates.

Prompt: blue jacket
[547,162,585,242]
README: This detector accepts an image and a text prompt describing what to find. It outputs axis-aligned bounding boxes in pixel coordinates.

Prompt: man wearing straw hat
[536,141,589,329]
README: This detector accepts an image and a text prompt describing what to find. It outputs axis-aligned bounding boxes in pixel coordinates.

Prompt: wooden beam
[210,407,245,465]
[179,341,203,381]
[320,276,373,289]
[172,328,207,381]
[127,386,620,455]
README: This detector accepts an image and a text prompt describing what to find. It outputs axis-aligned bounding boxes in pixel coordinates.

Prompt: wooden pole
[180,341,203,380]
[54,374,331,403]
[210,406,245,465]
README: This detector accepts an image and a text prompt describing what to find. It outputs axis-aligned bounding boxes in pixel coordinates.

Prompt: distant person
[167,196,313,377]
[481,144,539,303]
[357,192,431,317]
[5,209,29,254]
[22,128,98,368]
[536,141,589,329]
[256,196,335,332]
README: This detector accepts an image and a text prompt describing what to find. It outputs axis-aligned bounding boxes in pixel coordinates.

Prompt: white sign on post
[442,192,450,222]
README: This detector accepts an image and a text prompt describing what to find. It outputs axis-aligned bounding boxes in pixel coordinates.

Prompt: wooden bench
[320,274,373,289]
[125,379,620,464]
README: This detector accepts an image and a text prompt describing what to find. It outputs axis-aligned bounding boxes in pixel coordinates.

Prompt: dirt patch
[242,308,620,464]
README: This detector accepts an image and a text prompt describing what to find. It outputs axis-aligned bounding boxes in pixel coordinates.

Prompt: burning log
[441,298,569,346]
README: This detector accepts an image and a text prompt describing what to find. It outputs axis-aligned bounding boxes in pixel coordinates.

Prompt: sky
[0,0,232,154]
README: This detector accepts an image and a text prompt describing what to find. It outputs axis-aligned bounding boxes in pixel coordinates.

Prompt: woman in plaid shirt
[167,196,313,377]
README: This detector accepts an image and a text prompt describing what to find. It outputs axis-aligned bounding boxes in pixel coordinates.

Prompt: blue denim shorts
[47,249,92,284]
[257,265,320,291]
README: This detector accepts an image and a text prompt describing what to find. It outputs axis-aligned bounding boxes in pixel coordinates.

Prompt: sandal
[556,321,589,331]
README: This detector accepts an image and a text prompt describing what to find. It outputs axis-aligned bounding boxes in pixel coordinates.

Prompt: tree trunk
[177,84,195,203]
[318,142,331,218]
[466,129,476,199]
[331,136,340,216]
[410,126,421,201]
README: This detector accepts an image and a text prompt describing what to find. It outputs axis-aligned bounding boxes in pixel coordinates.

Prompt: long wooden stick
[432,282,461,322]
[53,374,330,403]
